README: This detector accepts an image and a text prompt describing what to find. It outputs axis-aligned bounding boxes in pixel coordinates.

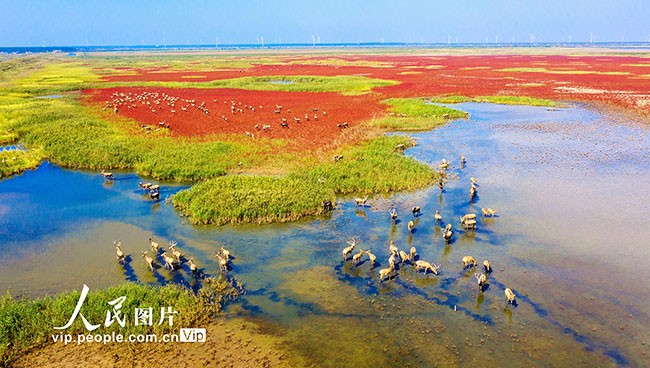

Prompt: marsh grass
[173,135,438,225]
[204,75,398,94]
[0,148,44,179]
[287,58,394,68]
[368,98,467,131]
[429,95,564,107]
[86,54,283,72]
[0,277,240,367]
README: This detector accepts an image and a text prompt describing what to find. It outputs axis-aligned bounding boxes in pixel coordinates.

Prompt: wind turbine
[529,34,535,44]
[590,32,594,43]
[312,35,316,46]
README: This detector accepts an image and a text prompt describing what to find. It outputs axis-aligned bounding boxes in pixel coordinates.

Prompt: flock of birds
[343,155,517,306]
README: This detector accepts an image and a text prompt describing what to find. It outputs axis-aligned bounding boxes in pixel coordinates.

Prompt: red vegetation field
[87,53,650,149]
[84,87,385,149]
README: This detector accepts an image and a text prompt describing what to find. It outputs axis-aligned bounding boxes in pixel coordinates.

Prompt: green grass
[173,174,335,225]
[368,98,468,131]
[197,75,398,95]
[0,277,240,367]
[429,95,564,107]
[85,54,283,72]
[288,58,394,68]
[0,148,44,179]
[11,62,101,95]
[173,135,438,225]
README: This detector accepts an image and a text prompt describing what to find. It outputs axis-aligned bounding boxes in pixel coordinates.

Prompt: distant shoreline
[3,42,650,55]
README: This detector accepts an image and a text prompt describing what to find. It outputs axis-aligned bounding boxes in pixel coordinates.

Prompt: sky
[1,0,649,47]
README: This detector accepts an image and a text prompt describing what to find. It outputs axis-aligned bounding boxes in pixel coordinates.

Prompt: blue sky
[1,0,649,46]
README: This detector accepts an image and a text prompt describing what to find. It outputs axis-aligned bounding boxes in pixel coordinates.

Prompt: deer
[475,272,488,288]
[483,260,492,273]
[505,288,516,304]
[354,196,368,207]
[414,260,440,275]
[353,249,364,265]
[149,237,160,253]
[188,258,198,276]
[481,208,497,217]
[342,239,356,261]
[389,240,399,256]
[390,208,398,221]
[169,241,182,263]
[378,263,395,283]
[142,251,154,271]
[216,253,228,272]
[442,224,453,241]
[462,256,477,268]
[434,210,442,223]
[411,206,421,216]
[407,220,415,233]
[409,247,417,262]
[114,240,125,264]
[161,252,176,270]
[365,250,377,267]
[101,170,114,180]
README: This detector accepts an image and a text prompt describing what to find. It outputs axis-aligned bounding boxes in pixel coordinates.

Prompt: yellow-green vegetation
[368,98,468,131]
[173,135,438,225]
[0,148,44,179]
[203,75,398,95]
[288,58,394,68]
[13,62,101,94]
[86,54,282,71]
[0,277,240,367]
[430,94,564,107]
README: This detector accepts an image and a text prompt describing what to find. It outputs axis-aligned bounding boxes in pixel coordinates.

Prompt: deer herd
[102,90,341,138]
[343,154,518,306]
[113,236,233,279]
[108,152,517,307]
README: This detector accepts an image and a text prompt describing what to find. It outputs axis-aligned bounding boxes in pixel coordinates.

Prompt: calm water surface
[1,103,648,367]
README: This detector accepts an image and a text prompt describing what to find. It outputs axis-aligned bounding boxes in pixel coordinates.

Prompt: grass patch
[0,278,240,367]
[288,58,394,68]
[173,135,438,225]
[203,75,398,95]
[0,147,44,179]
[12,62,101,95]
[368,98,467,131]
[429,95,564,107]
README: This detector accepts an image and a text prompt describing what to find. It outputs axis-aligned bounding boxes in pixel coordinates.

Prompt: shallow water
[1,103,649,366]
[269,80,294,85]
